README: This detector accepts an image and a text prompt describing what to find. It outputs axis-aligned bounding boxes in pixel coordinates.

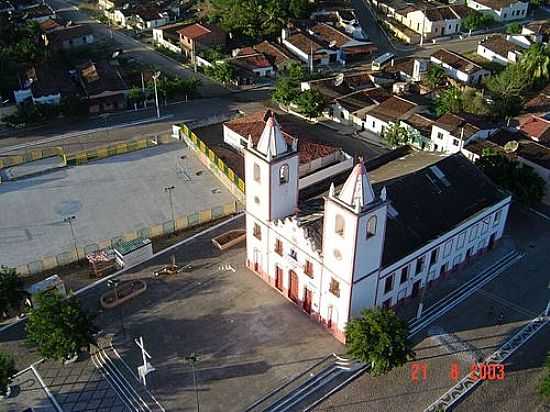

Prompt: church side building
[245,114,512,342]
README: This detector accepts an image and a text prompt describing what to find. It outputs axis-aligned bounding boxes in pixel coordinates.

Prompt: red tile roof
[177,23,222,40]
[367,96,417,123]
[225,111,338,164]
[519,115,550,143]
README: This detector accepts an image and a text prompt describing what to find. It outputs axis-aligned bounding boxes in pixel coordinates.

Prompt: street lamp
[184,353,200,412]
[164,185,176,229]
[107,278,127,340]
[152,71,161,119]
[63,216,80,262]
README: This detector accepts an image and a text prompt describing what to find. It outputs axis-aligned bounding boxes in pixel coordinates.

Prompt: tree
[346,308,415,376]
[519,43,550,87]
[294,89,325,118]
[434,86,463,116]
[205,62,235,85]
[485,63,529,117]
[0,266,25,317]
[425,65,446,89]
[506,22,522,34]
[476,153,546,206]
[0,352,16,396]
[289,0,312,19]
[26,293,97,361]
[285,60,305,82]
[463,88,491,117]
[128,87,144,106]
[273,76,300,106]
[539,352,550,399]
[382,123,413,147]
[462,11,493,32]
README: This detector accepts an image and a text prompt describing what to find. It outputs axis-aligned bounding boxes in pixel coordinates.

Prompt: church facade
[244,113,512,342]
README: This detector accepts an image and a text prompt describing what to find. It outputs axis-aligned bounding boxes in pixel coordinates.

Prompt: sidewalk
[4,366,58,412]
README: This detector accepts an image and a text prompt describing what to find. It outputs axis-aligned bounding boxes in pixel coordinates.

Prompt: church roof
[294,150,510,268]
[256,113,288,158]
[337,161,375,210]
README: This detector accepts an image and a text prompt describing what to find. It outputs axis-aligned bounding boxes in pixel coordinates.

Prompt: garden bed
[212,229,246,250]
[100,279,147,309]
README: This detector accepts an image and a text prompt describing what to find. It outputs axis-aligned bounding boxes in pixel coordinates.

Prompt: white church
[244,113,512,342]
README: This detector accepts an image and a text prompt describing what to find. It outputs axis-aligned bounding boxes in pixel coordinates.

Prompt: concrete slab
[3,368,57,412]
[0,142,235,268]
[1,156,65,181]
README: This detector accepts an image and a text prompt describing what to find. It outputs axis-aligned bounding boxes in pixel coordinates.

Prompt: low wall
[174,121,246,203]
[0,147,64,170]
[15,200,242,276]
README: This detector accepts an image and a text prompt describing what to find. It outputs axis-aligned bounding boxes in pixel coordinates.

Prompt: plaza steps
[91,336,165,412]
[244,354,366,412]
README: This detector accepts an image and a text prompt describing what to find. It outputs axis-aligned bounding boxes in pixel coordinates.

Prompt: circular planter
[100,280,147,309]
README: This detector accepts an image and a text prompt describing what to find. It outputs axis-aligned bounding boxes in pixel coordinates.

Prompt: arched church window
[279,164,289,184]
[253,163,261,182]
[367,215,377,239]
[335,215,345,236]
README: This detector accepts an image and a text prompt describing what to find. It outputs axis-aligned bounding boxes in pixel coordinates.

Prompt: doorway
[253,248,261,272]
[488,233,497,250]
[412,280,421,298]
[275,266,283,291]
[303,288,312,314]
[288,270,299,302]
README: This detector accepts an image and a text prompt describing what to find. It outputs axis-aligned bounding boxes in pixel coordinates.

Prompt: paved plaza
[0,142,235,268]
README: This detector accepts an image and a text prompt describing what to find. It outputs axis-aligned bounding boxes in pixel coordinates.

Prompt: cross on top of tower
[256,111,288,159]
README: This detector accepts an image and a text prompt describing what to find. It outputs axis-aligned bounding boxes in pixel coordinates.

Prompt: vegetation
[204,62,235,85]
[153,75,201,101]
[272,61,306,106]
[382,123,414,147]
[209,0,313,38]
[477,153,546,206]
[505,22,522,34]
[539,352,550,399]
[425,65,446,89]
[519,43,550,87]
[346,308,415,375]
[198,46,227,62]
[294,89,325,118]
[26,293,97,361]
[462,11,494,32]
[485,63,530,117]
[0,352,16,396]
[462,88,491,117]
[0,267,25,317]
[434,86,463,116]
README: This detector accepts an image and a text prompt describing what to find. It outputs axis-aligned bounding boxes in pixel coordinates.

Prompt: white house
[466,0,528,22]
[430,113,497,153]
[430,48,491,85]
[244,114,511,342]
[364,95,419,135]
[476,34,526,65]
[152,21,188,54]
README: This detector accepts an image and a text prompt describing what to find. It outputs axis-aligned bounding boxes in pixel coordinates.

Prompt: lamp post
[184,353,200,412]
[63,216,80,262]
[107,278,127,340]
[152,71,161,119]
[164,185,176,230]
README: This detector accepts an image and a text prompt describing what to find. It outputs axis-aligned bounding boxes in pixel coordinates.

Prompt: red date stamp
[410,362,505,383]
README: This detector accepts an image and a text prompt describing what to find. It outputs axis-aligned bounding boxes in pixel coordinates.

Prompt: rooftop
[78,61,128,97]
[403,113,436,136]
[367,95,417,123]
[519,115,550,143]
[47,24,92,43]
[431,48,483,74]
[306,72,374,100]
[253,41,293,67]
[177,23,223,40]
[435,112,494,139]
[335,87,391,113]
[471,0,523,10]
[480,35,524,57]
[309,22,352,47]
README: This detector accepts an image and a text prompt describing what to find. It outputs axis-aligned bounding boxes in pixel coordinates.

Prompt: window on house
[279,164,289,185]
[429,249,438,266]
[416,256,425,274]
[274,239,283,256]
[400,267,408,284]
[457,232,465,249]
[367,216,377,239]
[382,298,391,309]
[335,215,345,236]
[289,249,297,260]
[253,163,261,183]
[482,218,489,233]
[304,260,314,278]
[253,223,261,240]
[329,278,340,297]
[384,275,394,294]
[494,210,501,226]
[453,139,460,146]
[372,121,375,128]
[469,225,478,241]
[443,240,452,257]
[437,132,444,139]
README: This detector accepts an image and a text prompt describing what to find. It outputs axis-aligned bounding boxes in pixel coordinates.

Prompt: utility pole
[152,71,161,119]
[184,353,200,412]
[164,185,176,228]
[64,216,80,262]
[192,40,197,73]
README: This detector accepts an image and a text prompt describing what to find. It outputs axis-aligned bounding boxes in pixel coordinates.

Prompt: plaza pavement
[0,142,235,268]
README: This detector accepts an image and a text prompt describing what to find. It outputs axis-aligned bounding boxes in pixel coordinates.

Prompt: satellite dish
[334,73,345,86]
[504,140,519,153]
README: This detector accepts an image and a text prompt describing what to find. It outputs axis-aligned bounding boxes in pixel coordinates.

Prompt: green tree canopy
[0,266,25,316]
[205,62,235,85]
[462,12,494,32]
[26,293,97,361]
[425,64,446,89]
[434,86,463,116]
[382,123,414,147]
[506,22,522,34]
[0,352,16,396]
[519,43,550,87]
[346,308,415,375]
[294,89,325,118]
[485,63,529,117]
[476,153,546,206]
[273,76,300,106]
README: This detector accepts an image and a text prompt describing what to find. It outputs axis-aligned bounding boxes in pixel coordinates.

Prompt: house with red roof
[177,23,226,60]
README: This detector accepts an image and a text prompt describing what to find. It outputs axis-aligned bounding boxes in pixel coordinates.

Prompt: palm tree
[520,43,550,86]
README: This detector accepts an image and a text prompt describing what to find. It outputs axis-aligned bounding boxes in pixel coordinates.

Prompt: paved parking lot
[0,142,235,268]
[80,217,343,412]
